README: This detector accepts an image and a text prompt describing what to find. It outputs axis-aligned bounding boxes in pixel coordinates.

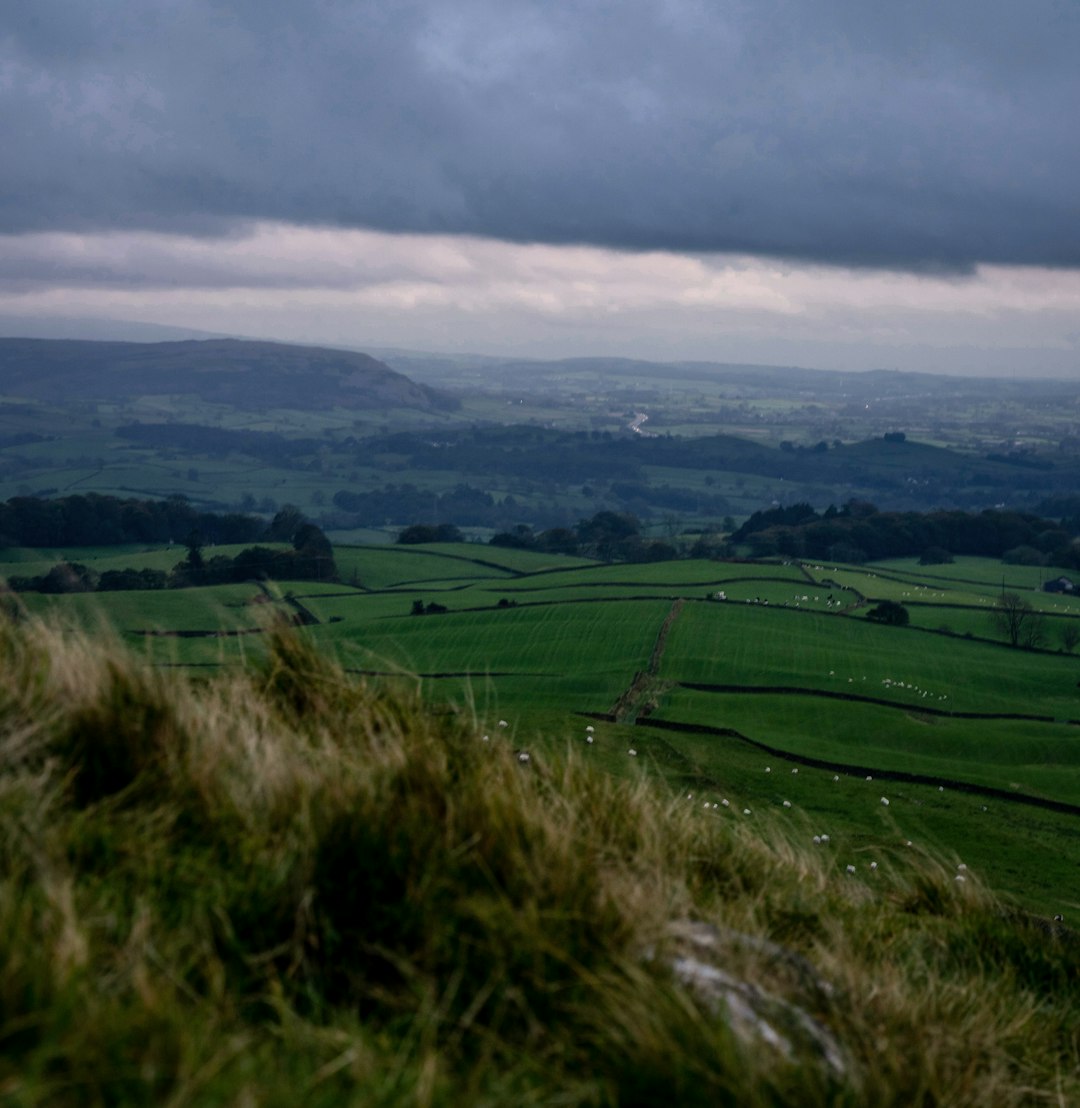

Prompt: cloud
[1,1,1079,269]
[2,223,1079,374]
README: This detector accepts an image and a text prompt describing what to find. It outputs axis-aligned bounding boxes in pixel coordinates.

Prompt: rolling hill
[0,337,456,413]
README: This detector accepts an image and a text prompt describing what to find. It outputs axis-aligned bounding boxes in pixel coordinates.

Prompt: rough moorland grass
[1,611,1079,1104]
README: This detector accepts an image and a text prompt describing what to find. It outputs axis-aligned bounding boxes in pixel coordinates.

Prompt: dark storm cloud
[2,0,1078,269]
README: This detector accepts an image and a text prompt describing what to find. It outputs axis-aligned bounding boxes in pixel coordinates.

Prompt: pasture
[5,541,1080,912]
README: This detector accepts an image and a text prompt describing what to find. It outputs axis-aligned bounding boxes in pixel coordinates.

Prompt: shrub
[866,600,910,626]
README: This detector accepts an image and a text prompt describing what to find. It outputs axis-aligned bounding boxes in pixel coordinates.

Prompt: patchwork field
[4,545,1080,912]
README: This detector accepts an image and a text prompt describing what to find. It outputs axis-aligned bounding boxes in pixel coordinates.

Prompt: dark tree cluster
[732,502,1079,569]
[334,484,545,530]
[1038,495,1080,536]
[0,493,265,549]
[609,482,732,514]
[8,508,336,593]
[116,422,324,464]
[397,524,465,545]
[490,511,676,563]
[362,427,641,484]
[866,600,910,626]
[170,519,336,587]
[410,599,448,615]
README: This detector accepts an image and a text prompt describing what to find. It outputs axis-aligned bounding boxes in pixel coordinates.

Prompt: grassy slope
[6,546,1080,914]
[1,614,1079,1105]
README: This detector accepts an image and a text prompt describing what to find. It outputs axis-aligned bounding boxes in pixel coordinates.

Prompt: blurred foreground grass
[0,607,1078,1105]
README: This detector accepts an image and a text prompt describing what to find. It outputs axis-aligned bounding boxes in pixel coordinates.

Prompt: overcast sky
[1,0,1078,374]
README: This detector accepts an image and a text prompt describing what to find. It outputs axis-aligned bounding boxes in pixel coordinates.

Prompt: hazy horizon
[1,297,1077,381]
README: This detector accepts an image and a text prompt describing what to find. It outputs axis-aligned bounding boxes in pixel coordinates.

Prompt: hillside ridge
[0,336,454,412]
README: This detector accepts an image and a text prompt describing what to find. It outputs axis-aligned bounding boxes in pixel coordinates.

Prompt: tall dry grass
[0,611,1077,1105]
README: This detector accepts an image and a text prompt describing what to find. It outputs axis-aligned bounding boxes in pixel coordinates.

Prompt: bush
[866,600,910,626]
[1002,545,1047,566]
[919,546,953,565]
[397,523,464,544]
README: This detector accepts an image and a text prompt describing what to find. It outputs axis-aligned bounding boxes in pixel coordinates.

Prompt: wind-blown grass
[1,611,1078,1105]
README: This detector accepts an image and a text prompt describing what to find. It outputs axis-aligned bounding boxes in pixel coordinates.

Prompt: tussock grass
[0,613,1078,1105]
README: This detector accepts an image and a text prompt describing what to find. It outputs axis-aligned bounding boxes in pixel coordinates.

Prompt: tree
[990,592,1046,649]
[866,600,909,626]
[397,523,463,545]
[268,504,306,542]
[1060,623,1080,654]
[181,529,204,571]
[1001,545,1045,566]
[575,511,640,561]
[38,562,97,594]
[919,546,953,565]
[292,523,336,581]
[827,542,867,565]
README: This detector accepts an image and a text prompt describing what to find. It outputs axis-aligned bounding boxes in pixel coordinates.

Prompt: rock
[659,920,848,1081]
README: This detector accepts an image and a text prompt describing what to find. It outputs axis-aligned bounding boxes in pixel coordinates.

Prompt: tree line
[4,502,336,593]
[398,511,680,562]
[0,492,266,549]
[488,512,680,562]
[732,502,1080,568]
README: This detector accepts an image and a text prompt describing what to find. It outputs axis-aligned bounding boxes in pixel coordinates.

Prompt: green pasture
[875,556,1064,591]
[475,583,720,607]
[295,591,438,623]
[415,542,597,573]
[464,578,854,611]
[804,564,974,603]
[11,542,1080,911]
[809,557,1080,615]
[313,598,667,687]
[901,604,1009,639]
[19,583,281,635]
[902,602,1080,649]
[658,601,1080,718]
[303,596,671,729]
[377,576,514,596]
[625,720,1080,915]
[492,558,810,592]
[651,686,1080,803]
[333,545,515,590]
[278,580,365,598]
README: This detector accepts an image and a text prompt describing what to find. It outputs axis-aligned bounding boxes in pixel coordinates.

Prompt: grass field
[7,613,1080,1104]
[5,542,1080,912]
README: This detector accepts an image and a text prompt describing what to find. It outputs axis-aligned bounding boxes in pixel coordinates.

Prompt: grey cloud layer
[2,0,1078,269]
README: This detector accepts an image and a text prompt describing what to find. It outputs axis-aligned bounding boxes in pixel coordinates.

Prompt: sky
[1,0,1079,375]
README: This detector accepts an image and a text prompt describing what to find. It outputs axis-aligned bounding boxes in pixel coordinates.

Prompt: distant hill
[0,314,228,343]
[0,337,456,412]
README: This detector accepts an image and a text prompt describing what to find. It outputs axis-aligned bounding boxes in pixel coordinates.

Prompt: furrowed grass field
[4,545,1080,913]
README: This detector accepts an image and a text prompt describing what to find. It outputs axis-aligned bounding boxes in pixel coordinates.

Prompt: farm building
[1044,575,1076,594]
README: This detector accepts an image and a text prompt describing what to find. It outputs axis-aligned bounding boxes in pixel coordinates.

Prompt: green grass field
[6,542,1080,912]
